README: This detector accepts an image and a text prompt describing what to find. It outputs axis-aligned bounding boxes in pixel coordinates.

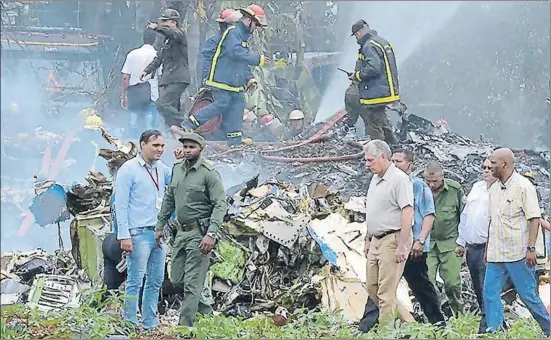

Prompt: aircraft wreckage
[1,112,550,328]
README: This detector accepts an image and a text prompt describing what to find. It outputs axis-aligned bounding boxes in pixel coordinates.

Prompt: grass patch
[1,289,544,339]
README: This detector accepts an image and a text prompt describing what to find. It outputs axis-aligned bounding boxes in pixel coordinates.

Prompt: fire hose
[259,140,365,164]
[260,109,347,154]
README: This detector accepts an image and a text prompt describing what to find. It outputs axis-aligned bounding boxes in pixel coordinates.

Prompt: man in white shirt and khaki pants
[121,28,160,138]
[455,158,497,334]
[363,139,415,326]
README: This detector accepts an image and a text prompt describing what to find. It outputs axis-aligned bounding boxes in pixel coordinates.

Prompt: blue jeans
[484,260,550,336]
[129,101,159,138]
[124,227,167,330]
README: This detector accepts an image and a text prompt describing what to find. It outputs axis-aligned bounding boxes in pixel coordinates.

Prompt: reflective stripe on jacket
[356,34,400,106]
[203,21,261,92]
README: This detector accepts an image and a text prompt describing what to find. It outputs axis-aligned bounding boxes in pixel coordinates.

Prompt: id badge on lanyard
[145,166,162,210]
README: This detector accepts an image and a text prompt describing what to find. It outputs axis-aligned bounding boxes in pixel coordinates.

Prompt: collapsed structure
[1,113,550,326]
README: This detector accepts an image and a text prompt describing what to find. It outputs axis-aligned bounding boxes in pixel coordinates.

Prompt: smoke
[315,1,550,149]
[315,1,462,123]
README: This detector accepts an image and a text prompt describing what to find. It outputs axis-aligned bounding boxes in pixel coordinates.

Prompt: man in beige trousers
[363,139,415,326]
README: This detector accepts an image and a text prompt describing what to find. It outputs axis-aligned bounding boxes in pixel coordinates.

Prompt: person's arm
[541,218,550,232]
[419,182,436,240]
[156,167,176,232]
[524,184,542,247]
[120,54,132,107]
[205,170,227,234]
[114,165,132,240]
[154,26,187,44]
[200,35,218,81]
[144,53,162,76]
[225,31,264,66]
[396,177,415,247]
[354,44,383,82]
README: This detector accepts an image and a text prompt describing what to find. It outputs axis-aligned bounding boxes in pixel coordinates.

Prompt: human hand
[173,147,184,159]
[199,234,215,254]
[146,22,158,30]
[155,230,164,247]
[411,241,424,259]
[395,243,409,263]
[526,249,537,267]
[120,238,133,252]
[139,72,148,81]
[456,245,466,257]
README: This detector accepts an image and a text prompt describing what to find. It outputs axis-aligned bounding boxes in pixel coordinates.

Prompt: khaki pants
[366,230,415,325]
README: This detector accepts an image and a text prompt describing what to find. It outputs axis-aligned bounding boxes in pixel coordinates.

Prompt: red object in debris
[188,89,222,135]
[259,114,274,126]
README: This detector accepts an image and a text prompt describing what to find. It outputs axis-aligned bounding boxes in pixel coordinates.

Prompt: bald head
[492,148,515,164]
[490,148,515,181]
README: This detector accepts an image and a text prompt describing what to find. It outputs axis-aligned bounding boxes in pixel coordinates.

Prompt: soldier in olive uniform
[155,132,227,326]
[424,161,465,317]
[141,9,190,127]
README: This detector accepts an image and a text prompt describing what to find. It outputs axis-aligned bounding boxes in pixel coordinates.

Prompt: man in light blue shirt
[391,148,444,323]
[115,129,171,331]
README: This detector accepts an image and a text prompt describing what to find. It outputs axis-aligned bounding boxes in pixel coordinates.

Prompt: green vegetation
[1,288,544,339]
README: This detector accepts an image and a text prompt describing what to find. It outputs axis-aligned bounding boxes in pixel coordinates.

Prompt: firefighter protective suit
[354,25,399,144]
[182,13,266,145]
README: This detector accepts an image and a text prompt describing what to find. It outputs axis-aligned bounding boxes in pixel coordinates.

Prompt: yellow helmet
[83,114,103,130]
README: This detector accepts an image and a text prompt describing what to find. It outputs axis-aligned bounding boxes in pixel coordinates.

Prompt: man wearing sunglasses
[455,158,497,333]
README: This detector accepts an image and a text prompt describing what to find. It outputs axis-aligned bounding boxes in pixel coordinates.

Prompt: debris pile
[1,249,86,310]
[1,113,549,325]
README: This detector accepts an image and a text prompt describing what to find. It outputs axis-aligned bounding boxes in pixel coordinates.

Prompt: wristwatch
[527,245,536,252]
[206,232,216,239]
[418,237,426,246]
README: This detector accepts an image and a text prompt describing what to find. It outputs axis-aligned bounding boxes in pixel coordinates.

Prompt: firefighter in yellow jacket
[350,20,398,145]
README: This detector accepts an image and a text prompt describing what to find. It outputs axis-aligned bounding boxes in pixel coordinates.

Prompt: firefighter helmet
[289,110,305,121]
[239,4,268,27]
[216,8,242,23]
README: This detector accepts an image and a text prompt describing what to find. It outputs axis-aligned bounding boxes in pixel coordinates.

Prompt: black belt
[373,229,399,240]
[466,242,486,249]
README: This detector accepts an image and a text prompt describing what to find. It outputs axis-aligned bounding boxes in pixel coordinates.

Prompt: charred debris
[1,114,549,325]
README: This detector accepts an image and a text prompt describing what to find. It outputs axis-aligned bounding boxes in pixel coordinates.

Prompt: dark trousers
[465,243,487,333]
[403,253,445,323]
[359,252,444,333]
[102,233,125,290]
[156,83,189,127]
[344,82,368,129]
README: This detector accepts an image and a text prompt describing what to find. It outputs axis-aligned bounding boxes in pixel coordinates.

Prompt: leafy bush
[1,291,544,339]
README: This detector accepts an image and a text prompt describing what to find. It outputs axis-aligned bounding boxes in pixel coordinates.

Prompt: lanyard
[144,166,159,191]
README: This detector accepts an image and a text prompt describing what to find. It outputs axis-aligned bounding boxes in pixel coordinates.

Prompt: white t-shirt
[121,44,159,102]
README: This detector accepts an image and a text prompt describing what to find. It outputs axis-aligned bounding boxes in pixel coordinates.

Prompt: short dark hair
[425,161,443,175]
[143,28,157,45]
[393,148,414,163]
[139,129,162,146]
